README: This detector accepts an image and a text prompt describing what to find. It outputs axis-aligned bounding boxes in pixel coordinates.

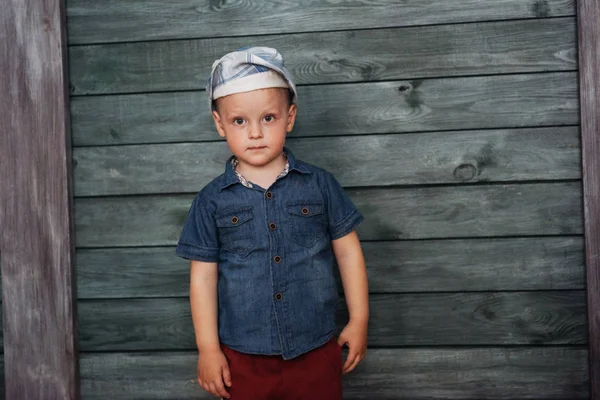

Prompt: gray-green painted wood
[79,347,588,399]
[66,0,587,397]
[77,291,585,351]
[73,127,581,196]
[68,18,576,95]
[76,236,584,299]
[66,0,575,44]
[75,182,582,247]
[70,72,579,146]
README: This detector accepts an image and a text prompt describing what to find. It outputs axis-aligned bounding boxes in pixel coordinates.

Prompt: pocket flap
[285,202,324,217]
[216,208,254,228]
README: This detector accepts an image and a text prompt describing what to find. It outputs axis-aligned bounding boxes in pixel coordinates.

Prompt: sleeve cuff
[175,241,219,262]
[329,209,364,240]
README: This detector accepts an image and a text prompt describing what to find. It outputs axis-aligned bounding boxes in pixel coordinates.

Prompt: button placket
[265,187,285,327]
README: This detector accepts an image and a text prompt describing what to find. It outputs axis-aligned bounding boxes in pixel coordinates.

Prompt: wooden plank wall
[66,0,589,398]
[1,0,79,398]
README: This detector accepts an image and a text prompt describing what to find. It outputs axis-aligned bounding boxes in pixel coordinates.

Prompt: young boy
[176,46,369,399]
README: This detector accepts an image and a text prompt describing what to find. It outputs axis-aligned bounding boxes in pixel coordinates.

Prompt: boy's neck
[235,152,287,190]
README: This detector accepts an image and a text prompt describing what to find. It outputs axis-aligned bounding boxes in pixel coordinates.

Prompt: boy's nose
[248,123,263,139]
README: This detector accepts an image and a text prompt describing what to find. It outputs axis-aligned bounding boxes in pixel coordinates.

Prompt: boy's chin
[239,151,285,167]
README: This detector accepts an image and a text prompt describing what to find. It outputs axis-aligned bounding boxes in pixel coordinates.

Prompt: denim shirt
[176,149,363,359]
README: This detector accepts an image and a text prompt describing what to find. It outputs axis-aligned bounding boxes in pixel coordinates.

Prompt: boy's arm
[332,231,369,374]
[190,260,231,398]
[190,260,220,351]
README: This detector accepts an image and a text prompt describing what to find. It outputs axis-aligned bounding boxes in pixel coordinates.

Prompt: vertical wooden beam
[578,1,600,399]
[0,0,79,398]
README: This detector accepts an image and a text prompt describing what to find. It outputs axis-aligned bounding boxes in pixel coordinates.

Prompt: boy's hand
[337,319,368,374]
[197,348,232,398]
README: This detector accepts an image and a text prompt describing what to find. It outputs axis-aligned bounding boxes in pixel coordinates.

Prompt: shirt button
[274,256,281,263]
[275,293,283,301]
[265,191,273,199]
[269,223,277,230]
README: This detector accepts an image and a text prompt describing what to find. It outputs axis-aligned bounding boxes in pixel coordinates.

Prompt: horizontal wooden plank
[68,18,577,95]
[77,292,586,351]
[79,347,589,399]
[70,72,580,146]
[76,236,585,299]
[66,0,575,44]
[360,237,584,293]
[74,182,583,247]
[73,127,581,196]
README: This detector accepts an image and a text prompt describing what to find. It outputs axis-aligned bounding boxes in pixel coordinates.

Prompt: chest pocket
[285,202,327,248]
[216,208,256,257]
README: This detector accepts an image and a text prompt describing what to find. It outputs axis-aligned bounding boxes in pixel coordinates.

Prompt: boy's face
[212,88,297,172]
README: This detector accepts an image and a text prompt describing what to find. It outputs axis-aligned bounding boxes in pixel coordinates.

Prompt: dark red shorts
[221,337,343,400]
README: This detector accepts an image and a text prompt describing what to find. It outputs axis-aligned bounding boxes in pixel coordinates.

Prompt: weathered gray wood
[0,0,79,398]
[76,236,584,299]
[353,182,582,240]
[343,347,588,400]
[359,237,584,292]
[0,359,3,398]
[66,0,575,44]
[0,307,4,349]
[73,127,581,196]
[70,72,579,146]
[68,18,577,95]
[77,291,586,351]
[75,182,582,247]
[578,1,600,399]
[79,347,588,399]
[76,247,189,299]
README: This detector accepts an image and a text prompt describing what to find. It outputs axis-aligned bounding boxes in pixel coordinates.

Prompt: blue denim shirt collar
[219,147,311,191]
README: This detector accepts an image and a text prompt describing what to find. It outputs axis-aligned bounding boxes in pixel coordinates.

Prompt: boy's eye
[264,115,275,122]
[233,118,245,125]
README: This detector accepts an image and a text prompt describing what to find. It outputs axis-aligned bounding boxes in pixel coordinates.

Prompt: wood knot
[531,0,550,17]
[209,0,226,10]
[453,163,478,181]
[397,84,412,92]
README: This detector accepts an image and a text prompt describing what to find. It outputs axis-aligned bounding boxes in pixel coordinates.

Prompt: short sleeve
[175,194,219,262]
[322,172,364,240]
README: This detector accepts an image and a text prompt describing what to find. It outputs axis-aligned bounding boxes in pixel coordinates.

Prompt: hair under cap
[207,46,297,110]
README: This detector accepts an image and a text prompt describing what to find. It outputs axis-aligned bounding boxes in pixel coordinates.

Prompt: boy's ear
[286,104,297,133]
[212,110,226,138]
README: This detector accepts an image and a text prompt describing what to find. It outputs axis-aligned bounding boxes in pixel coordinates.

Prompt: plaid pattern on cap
[207,46,297,110]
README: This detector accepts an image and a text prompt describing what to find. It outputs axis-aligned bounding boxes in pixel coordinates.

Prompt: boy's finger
[346,353,363,373]
[206,382,216,396]
[213,379,230,399]
[222,364,232,387]
[343,352,357,373]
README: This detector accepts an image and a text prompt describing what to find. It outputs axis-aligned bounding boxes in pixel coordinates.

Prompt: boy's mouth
[248,146,266,150]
